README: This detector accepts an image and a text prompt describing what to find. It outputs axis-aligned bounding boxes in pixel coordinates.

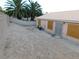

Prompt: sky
[0,0,79,13]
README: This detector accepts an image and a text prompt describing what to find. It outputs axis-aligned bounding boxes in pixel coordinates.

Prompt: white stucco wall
[36,10,79,23]
[40,20,55,34]
[62,23,68,37]
[41,20,47,29]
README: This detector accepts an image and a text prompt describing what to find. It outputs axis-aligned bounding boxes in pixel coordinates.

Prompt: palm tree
[0,6,2,11]
[5,0,27,19]
[23,4,31,20]
[28,0,43,21]
[0,6,3,12]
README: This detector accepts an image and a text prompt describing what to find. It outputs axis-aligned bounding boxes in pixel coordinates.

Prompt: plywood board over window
[38,20,41,26]
[67,23,79,39]
[47,20,53,30]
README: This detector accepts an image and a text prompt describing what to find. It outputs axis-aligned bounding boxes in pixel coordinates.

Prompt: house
[35,10,79,40]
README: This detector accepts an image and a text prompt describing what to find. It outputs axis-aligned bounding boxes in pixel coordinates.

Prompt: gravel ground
[0,23,79,59]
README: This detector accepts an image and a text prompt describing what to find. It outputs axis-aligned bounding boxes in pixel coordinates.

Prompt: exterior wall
[36,19,38,27]
[62,23,68,37]
[36,19,55,34]
[67,23,79,39]
[41,20,47,29]
[46,20,55,34]
[0,12,9,40]
[36,19,79,40]
[62,22,79,41]
[36,19,41,27]
[47,20,53,30]
[36,18,79,41]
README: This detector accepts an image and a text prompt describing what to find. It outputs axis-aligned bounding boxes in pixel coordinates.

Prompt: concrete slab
[0,23,79,59]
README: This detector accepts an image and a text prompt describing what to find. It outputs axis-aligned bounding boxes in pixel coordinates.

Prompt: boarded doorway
[38,20,41,26]
[47,20,53,30]
[55,21,63,36]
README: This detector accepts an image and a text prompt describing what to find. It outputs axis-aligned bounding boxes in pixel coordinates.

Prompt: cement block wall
[0,12,9,40]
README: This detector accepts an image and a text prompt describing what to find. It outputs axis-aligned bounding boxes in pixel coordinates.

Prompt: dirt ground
[0,23,79,59]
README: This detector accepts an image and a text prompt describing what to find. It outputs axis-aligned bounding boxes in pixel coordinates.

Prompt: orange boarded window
[67,23,79,39]
[38,20,41,26]
[47,20,53,30]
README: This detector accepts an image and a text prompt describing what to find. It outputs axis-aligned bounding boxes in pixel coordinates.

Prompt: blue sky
[0,0,79,13]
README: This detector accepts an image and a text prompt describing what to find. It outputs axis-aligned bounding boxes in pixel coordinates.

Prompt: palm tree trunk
[31,17,35,21]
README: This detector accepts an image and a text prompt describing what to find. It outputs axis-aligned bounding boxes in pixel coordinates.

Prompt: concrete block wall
[0,12,9,40]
